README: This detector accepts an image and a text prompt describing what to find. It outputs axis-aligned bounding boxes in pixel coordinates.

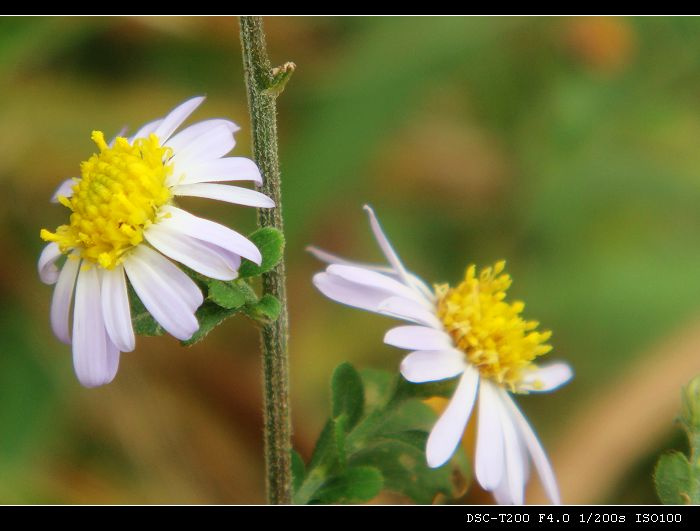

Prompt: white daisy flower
[38,96,273,388]
[309,205,572,505]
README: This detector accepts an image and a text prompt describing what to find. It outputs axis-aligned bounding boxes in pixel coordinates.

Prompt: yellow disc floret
[40,131,173,269]
[435,261,552,391]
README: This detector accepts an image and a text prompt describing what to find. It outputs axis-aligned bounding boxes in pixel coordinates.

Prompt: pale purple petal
[399,349,465,383]
[50,178,77,203]
[377,296,442,328]
[72,266,120,387]
[145,223,239,281]
[170,123,235,167]
[153,96,206,143]
[384,325,453,351]
[101,265,135,352]
[50,256,80,344]
[158,205,261,265]
[123,247,201,341]
[165,118,239,154]
[38,242,62,284]
[172,183,274,208]
[171,157,262,187]
[516,362,573,393]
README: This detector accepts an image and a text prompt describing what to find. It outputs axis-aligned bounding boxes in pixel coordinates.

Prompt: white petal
[426,367,479,468]
[153,96,206,143]
[363,205,413,286]
[384,325,453,351]
[307,244,436,303]
[378,296,442,328]
[172,183,275,208]
[72,266,120,387]
[38,242,62,284]
[145,223,239,281]
[171,157,262,187]
[170,123,235,167]
[101,265,135,352]
[50,256,80,344]
[517,362,573,393]
[503,393,561,504]
[312,272,396,313]
[123,247,201,341]
[165,118,239,154]
[475,382,505,491]
[130,118,162,142]
[158,205,261,265]
[326,264,428,306]
[497,390,527,505]
[50,178,76,203]
[127,245,202,311]
[399,350,465,383]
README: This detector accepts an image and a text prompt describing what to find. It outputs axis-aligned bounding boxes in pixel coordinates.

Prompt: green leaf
[655,377,700,504]
[207,280,251,310]
[128,282,164,336]
[238,227,285,278]
[655,452,692,504]
[291,450,306,493]
[331,362,365,429]
[315,466,383,504]
[350,438,451,504]
[243,294,282,324]
[181,301,240,346]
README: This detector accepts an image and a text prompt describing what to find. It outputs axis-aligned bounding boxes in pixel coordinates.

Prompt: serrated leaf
[291,449,306,493]
[128,282,164,336]
[655,452,692,504]
[349,439,451,504]
[331,363,364,429]
[314,466,383,504]
[238,227,285,278]
[181,301,240,346]
[207,280,249,309]
[244,294,282,324]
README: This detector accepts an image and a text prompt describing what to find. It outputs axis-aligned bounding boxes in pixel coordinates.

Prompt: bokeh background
[2,15,700,504]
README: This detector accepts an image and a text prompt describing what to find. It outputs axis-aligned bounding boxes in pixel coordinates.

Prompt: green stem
[239,16,294,505]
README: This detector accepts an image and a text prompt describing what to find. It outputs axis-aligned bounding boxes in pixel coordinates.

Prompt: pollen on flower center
[435,261,552,391]
[40,131,173,269]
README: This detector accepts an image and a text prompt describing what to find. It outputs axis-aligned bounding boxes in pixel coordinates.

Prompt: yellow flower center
[436,261,552,391]
[40,131,173,269]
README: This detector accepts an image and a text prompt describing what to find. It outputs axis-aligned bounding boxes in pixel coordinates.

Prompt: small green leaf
[128,283,164,336]
[655,452,692,504]
[244,294,282,324]
[308,421,337,471]
[207,280,251,309]
[350,439,451,504]
[238,227,285,278]
[331,363,365,429]
[181,301,240,346]
[315,466,383,504]
[291,449,306,493]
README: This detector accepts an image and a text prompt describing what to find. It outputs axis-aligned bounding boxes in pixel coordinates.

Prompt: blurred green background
[2,15,700,504]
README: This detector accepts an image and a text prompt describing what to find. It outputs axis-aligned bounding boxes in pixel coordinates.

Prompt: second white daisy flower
[38,96,273,388]
[309,206,572,504]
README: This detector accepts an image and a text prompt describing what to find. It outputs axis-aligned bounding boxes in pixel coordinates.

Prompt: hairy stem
[239,15,294,504]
